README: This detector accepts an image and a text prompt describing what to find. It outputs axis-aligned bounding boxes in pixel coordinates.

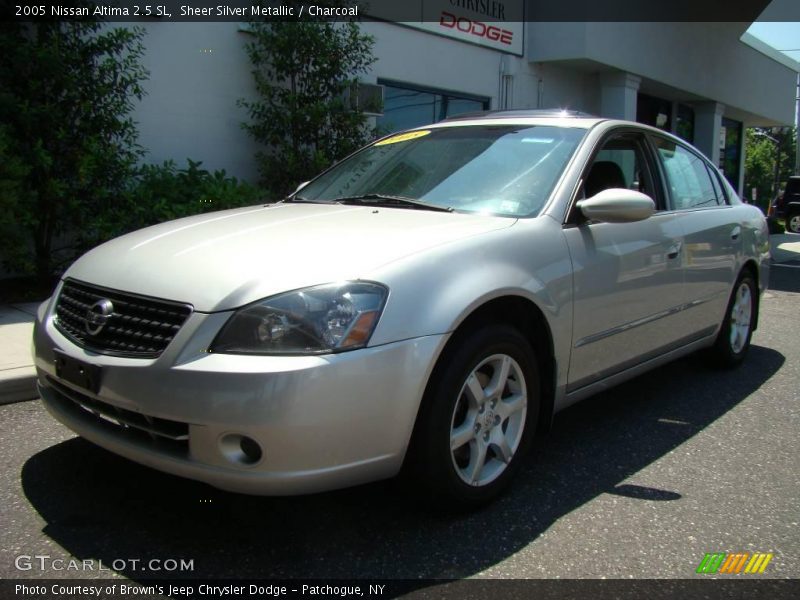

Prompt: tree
[744,126,796,213]
[0,14,148,280]
[0,124,30,272]
[239,9,376,199]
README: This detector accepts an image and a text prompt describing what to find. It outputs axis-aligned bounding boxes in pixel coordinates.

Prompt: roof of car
[423,109,606,130]
[442,109,598,121]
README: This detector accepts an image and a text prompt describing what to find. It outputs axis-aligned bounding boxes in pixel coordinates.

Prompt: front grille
[47,377,189,456]
[54,279,192,358]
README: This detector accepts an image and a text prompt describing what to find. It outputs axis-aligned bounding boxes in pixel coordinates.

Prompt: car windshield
[297,125,587,217]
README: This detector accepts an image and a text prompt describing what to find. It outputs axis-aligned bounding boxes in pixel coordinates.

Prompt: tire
[406,324,539,510]
[787,212,800,234]
[707,272,757,368]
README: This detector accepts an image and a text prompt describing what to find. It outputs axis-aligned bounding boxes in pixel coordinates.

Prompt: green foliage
[0,124,31,272]
[95,160,262,240]
[744,126,797,212]
[239,6,376,198]
[0,12,148,278]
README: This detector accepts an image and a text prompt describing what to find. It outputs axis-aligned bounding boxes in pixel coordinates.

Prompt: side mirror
[293,181,310,195]
[577,188,655,223]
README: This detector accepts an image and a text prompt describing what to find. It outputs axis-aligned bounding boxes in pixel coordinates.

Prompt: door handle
[731,226,741,240]
[667,242,682,260]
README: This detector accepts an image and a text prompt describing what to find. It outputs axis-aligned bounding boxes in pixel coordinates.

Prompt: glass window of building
[636,93,672,132]
[377,80,489,133]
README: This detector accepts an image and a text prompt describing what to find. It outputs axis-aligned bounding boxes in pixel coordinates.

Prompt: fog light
[219,434,263,466]
[239,436,262,463]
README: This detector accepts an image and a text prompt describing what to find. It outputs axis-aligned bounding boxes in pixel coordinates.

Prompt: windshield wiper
[332,194,453,213]
[279,195,328,204]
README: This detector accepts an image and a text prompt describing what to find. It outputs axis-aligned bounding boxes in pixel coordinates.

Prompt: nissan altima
[33,110,770,508]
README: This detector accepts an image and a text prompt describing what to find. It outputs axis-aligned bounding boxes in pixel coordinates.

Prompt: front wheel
[406,324,540,509]
[707,273,757,368]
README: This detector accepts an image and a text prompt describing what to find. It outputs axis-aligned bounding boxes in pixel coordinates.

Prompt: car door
[649,135,739,335]
[563,131,690,392]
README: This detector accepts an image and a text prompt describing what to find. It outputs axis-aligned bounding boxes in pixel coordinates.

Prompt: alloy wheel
[729,281,752,354]
[449,354,527,487]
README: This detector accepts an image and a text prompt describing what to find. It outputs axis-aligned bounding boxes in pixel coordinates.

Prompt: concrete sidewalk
[0,233,798,405]
[0,302,41,404]
[770,232,800,264]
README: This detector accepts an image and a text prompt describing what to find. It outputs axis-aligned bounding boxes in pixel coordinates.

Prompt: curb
[0,301,41,405]
[0,367,38,405]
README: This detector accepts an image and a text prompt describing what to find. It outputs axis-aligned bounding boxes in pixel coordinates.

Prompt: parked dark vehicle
[770,176,800,233]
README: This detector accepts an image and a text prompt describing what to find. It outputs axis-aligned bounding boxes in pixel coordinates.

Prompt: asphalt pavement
[0,247,798,584]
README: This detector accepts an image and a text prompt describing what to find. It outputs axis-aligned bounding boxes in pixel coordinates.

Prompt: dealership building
[131,0,799,195]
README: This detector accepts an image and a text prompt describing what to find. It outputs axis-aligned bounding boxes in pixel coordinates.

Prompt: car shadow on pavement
[21,344,784,583]
[769,263,800,294]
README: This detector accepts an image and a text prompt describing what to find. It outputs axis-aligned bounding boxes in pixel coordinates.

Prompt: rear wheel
[707,273,757,368]
[787,212,800,234]
[407,324,539,509]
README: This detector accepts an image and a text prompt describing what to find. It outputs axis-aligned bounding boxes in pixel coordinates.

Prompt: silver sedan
[33,111,769,508]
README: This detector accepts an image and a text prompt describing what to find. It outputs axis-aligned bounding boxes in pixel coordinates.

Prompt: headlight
[211,282,388,355]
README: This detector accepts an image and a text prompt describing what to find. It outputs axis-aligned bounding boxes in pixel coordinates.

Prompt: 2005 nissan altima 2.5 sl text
[33,110,769,508]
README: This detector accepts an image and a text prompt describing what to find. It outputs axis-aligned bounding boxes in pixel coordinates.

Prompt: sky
[746,0,800,66]
[747,21,800,63]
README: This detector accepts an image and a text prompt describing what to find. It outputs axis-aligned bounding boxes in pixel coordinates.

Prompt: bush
[92,160,263,242]
[0,18,148,280]
[0,124,31,273]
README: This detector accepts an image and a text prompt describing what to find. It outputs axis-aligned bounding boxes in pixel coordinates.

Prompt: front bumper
[33,300,445,495]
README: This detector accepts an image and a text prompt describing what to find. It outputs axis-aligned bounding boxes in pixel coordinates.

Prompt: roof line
[740,31,800,72]
[441,109,598,122]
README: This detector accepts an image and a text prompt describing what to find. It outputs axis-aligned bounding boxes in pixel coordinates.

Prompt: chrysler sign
[370,0,525,56]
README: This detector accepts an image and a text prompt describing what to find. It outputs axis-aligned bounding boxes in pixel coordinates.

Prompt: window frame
[564,127,666,226]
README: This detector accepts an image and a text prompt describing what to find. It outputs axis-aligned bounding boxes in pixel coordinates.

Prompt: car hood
[66,203,516,311]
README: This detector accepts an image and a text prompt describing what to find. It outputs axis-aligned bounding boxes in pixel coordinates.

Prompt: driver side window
[582,135,656,201]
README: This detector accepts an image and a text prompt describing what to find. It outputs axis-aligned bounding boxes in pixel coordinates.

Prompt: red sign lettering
[439,11,513,46]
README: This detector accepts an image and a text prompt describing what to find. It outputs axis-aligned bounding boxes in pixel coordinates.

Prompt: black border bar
[3,0,798,23]
[3,579,800,600]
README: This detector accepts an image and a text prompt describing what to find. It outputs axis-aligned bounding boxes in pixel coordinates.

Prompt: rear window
[785,178,800,196]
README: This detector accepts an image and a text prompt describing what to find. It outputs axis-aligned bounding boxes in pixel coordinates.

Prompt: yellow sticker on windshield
[374,130,431,146]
